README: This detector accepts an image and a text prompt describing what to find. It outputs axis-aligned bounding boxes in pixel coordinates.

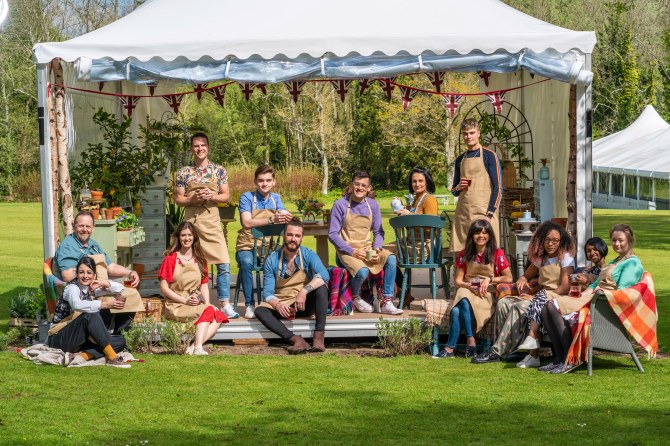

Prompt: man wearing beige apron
[450,118,502,252]
[175,133,237,319]
[236,165,292,319]
[255,219,330,354]
[53,211,144,334]
[328,171,403,315]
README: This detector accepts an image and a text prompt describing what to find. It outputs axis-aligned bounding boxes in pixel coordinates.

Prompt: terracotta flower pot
[91,190,104,200]
[90,208,100,220]
[109,206,123,220]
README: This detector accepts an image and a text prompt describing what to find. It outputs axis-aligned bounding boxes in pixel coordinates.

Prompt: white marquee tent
[33,0,597,262]
[592,105,670,210]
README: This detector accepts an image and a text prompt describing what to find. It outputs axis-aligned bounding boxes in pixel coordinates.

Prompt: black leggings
[255,285,328,341]
[47,312,127,359]
[541,304,573,365]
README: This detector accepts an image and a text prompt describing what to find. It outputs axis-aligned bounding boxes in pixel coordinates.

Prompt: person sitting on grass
[47,256,130,368]
[515,221,574,369]
[159,221,228,356]
[433,219,512,358]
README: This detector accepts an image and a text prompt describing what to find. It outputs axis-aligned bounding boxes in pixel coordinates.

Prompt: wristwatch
[268,216,274,224]
[486,211,494,218]
[304,284,314,293]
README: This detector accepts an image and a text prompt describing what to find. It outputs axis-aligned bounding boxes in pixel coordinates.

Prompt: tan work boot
[287,335,310,355]
[311,330,326,353]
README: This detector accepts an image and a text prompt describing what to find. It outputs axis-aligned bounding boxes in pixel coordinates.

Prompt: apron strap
[277,248,305,276]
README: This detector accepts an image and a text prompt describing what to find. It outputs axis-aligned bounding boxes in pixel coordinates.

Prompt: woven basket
[501,160,517,189]
[501,187,534,220]
[133,297,164,323]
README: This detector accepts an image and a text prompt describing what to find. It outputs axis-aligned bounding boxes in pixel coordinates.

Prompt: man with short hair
[255,219,330,354]
[175,132,237,318]
[53,211,143,333]
[235,164,292,319]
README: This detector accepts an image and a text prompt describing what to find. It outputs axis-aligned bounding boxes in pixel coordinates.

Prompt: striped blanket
[566,272,658,365]
[327,267,384,316]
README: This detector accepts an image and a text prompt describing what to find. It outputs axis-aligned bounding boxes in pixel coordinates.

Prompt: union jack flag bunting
[426,71,446,93]
[442,94,463,118]
[194,83,209,101]
[163,93,185,115]
[98,82,105,92]
[399,86,419,111]
[486,92,506,113]
[119,95,140,117]
[238,82,255,101]
[379,78,396,102]
[478,71,491,87]
[206,84,227,107]
[284,81,306,103]
[148,83,157,96]
[255,83,268,95]
[359,78,376,95]
[330,80,353,102]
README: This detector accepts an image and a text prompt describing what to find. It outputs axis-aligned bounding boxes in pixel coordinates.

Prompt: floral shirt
[176,162,228,189]
[455,248,510,276]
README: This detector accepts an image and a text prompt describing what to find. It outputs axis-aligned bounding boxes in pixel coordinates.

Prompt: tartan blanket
[495,280,541,299]
[566,272,658,365]
[327,267,384,316]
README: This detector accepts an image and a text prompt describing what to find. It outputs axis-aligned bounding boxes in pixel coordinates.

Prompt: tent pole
[37,63,56,258]
[575,54,593,265]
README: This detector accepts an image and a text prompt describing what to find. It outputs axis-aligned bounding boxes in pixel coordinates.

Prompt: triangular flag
[98,82,105,92]
[255,83,268,95]
[148,83,157,96]
[163,93,185,114]
[238,82,256,101]
[478,71,491,87]
[485,91,506,113]
[194,83,209,101]
[284,81,306,103]
[399,86,419,111]
[359,79,375,95]
[206,84,227,107]
[119,95,140,117]
[379,78,396,102]
[330,80,353,102]
[426,71,445,93]
[442,94,463,118]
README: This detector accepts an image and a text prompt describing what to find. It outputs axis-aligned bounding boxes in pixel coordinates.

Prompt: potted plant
[8,288,47,329]
[116,210,140,231]
[295,196,325,220]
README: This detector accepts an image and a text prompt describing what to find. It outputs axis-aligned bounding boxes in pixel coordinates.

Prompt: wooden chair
[587,291,645,376]
[233,224,285,307]
[390,215,449,355]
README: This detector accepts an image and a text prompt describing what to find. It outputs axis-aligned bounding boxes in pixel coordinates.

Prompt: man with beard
[254,218,330,354]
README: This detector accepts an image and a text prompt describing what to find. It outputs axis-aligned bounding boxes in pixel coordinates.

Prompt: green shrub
[0,329,20,351]
[124,318,161,354]
[124,318,195,355]
[376,317,433,356]
[159,319,196,355]
[8,288,47,319]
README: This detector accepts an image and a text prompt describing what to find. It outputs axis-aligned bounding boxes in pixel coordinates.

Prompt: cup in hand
[366,250,376,262]
[123,275,134,287]
[115,294,127,303]
[391,197,404,212]
[470,277,481,287]
[287,306,296,321]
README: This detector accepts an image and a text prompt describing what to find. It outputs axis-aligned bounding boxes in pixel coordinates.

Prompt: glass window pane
[640,178,654,201]
[624,175,637,199]
[612,174,623,196]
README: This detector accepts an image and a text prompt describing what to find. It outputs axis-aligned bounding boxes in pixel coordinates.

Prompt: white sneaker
[516,354,541,368]
[517,335,541,351]
[244,305,256,319]
[380,301,404,315]
[353,297,374,313]
[185,345,195,355]
[193,346,208,356]
[221,302,239,319]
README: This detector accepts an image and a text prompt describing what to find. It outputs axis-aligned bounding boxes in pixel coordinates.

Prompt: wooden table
[302,221,331,266]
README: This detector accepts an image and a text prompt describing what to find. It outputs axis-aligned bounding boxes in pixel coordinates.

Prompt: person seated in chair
[47,256,130,368]
[53,211,143,334]
[433,219,512,358]
[235,164,292,319]
[255,218,330,354]
[328,170,403,315]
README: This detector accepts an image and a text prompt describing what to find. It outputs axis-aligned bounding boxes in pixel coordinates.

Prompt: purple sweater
[328,197,385,255]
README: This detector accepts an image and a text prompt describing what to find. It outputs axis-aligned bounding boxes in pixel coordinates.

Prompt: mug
[391,198,404,212]
[366,250,376,262]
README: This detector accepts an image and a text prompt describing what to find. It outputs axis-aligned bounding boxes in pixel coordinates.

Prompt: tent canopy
[33,0,596,84]
[593,105,670,179]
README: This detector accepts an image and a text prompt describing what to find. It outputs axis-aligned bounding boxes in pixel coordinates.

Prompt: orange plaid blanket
[566,272,658,365]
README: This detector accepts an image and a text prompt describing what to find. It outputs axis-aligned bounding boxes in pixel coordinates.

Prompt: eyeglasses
[544,238,561,245]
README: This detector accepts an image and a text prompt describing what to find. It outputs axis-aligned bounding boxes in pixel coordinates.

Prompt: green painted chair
[390,215,449,355]
[233,223,285,307]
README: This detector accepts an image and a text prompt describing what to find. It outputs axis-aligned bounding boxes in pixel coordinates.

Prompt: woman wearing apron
[328,171,402,315]
[542,224,644,374]
[174,133,236,319]
[450,118,502,253]
[236,165,292,319]
[515,221,575,369]
[433,219,512,358]
[159,221,228,356]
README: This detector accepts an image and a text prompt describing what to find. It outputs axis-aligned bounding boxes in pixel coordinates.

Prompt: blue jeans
[235,250,255,306]
[347,254,398,298]
[216,263,231,302]
[447,299,475,349]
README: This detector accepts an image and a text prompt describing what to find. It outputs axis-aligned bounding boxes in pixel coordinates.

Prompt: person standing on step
[329,171,403,315]
[175,132,237,319]
[449,118,502,253]
[236,165,293,319]
[255,218,330,354]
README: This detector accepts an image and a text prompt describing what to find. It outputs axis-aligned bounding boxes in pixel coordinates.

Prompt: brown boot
[311,330,326,353]
[287,335,310,355]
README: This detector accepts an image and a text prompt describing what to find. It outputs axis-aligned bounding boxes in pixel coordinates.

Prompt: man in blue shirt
[255,219,330,354]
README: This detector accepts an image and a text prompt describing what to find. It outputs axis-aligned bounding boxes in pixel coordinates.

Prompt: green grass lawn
[1,202,669,445]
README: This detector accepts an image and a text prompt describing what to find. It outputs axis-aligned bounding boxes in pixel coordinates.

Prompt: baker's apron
[337,198,390,275]
[406,192,433,260]
[163,262,208,322]
[88,254,144,313]
[257,249,308,311]
[450,260,496,332]
[450,148,500,252]
[235,193,277,252]
[184,182,229,264]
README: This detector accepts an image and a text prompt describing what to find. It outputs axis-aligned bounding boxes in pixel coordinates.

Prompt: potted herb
[295,196,325,221]
[8,288,47,329]
[116,210,140,231]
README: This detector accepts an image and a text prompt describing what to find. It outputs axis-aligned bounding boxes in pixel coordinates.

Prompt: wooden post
[52,59,74,234]
[566,84,577,238]
[48,78,60,246]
